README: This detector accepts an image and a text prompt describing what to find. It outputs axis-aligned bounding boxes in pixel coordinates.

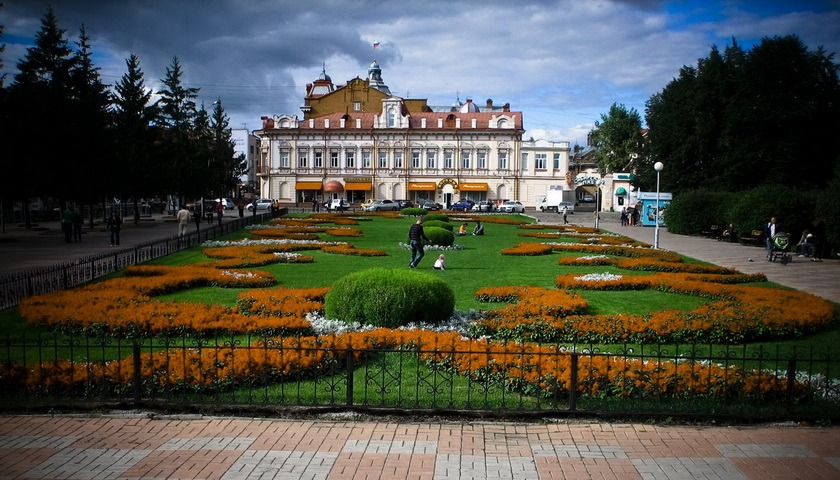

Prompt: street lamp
[654,161,664,249]
[594,179,604,229]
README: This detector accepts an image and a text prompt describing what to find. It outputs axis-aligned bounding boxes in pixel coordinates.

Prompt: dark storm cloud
[3,0,839,140]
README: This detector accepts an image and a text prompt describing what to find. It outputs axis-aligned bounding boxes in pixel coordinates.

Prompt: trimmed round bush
[424,226,454,246]
[424,213,450,223]
[325,268,455,327]
[423,220,453,231]
[401,207,427,216]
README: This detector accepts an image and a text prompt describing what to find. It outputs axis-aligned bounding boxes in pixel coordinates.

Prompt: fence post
[786,358,796,414]
[133,342,142,405]
[569,353,578,412]
[63,266,68,290]
[346,348,354,406]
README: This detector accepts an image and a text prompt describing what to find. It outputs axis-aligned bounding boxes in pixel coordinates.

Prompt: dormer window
[387,107,397,127]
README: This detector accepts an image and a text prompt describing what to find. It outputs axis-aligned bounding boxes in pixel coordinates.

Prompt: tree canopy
[644,35,840,193]
[588,103,644,174]
[0,8,244,220]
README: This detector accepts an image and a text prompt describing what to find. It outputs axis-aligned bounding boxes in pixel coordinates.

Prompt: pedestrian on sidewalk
[61,206,73,243]
[176,206,191,236]
[72,208,83,243]
[561,205,569,224]
[216,201,224,225]
[106,211,122,246]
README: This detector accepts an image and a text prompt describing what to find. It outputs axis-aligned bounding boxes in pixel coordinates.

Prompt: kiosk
[636,192,672,227]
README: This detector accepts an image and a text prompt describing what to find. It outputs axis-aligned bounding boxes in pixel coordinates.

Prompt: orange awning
[345,182,372,191]
[408,182,437,191]
[295,181,323,190]
[459,183,488,191]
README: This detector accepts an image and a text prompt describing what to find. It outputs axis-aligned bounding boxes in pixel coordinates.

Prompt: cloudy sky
[2,0,839,145]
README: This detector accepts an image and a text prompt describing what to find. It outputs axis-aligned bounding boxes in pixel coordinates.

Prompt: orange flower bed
[501,243,554,255]
[6,329,804,402]
[20,267,322,336]
[468,272,835,343]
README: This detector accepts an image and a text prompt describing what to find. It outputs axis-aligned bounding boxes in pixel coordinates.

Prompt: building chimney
[503,103,510,112]
[486,99,493,108]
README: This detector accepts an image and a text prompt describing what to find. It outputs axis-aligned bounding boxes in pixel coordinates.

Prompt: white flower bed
[307,309,483,335]
[398,242,465,252]
[220,270,261,279]
[203,239,347,247]
[573,272,623,282]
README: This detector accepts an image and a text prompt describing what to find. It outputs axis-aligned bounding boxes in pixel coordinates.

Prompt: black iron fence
[0,213,271,310]
[1,334,837,421]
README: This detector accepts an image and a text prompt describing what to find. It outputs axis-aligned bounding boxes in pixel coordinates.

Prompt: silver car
[497,200,525,213]
[363,199,400,211]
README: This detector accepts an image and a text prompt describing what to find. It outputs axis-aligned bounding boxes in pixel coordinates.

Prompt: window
[411,151,421,169]
[298,150,308,168]
[353,102,361,111]
[498,151,508,170]
[553,153,561,169]
[461,151,471,169]
[330,151,339,168]
[346,150,355,168]
[426,151,436,169]
[279,150,290,168]
[394,151,403,168]
[378,151,388,169]
[387,107,397,127]
[362,150,371,168]
[477,151,487,169]
[535,153,547,169]
[314,150,323,168]
[521,152,528,169]
[444,150,453,169]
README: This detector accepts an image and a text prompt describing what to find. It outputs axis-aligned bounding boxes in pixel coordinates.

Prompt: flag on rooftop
[373,41,380,49]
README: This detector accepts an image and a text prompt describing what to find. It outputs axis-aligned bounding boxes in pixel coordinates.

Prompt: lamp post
[654,162,664,249]
[594,179,604,229]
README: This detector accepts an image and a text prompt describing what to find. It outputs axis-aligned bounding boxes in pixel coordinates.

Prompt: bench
[700,225,722,239]
[740,229,763,246]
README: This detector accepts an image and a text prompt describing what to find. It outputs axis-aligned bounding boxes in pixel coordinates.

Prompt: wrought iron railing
[1,334,837,421]
[0,213,271,310]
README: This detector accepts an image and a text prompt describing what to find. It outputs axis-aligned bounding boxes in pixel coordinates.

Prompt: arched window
[387,107,397,127]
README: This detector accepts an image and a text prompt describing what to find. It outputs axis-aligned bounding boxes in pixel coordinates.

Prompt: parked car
[246,198,273,211]
[471,200,495,212]
[417,199,442,211]
[497,200,525,213]
[363,199,400,211]
[557,201,575,214]
[325,198,349,211]
[581,194,595,203]
[396,199,414,208]
[451,199,476,211]
[359,199,374,210]
[215,198,235,210]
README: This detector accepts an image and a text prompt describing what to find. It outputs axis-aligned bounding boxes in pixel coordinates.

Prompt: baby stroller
[768,232,792,265]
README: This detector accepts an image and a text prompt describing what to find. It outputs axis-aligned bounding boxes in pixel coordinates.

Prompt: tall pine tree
[111,54,161,222]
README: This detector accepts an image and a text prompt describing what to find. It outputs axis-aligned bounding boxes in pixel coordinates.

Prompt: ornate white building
[255,62,598,209]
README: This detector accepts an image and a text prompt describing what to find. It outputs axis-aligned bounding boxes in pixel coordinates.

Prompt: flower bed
[8,219,837,405]
[1,329,807,404]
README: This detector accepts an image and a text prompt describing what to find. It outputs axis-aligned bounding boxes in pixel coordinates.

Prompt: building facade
[255,63,589,209]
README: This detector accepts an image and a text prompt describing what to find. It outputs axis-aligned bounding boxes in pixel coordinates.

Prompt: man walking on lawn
[408,218,430,268]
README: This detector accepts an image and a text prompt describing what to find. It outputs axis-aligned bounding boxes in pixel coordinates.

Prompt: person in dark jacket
[106,212,122,246]
[407,218,430,268]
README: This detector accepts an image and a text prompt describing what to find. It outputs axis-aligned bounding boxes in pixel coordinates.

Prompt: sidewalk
[0,210,248,277]
[0,414,838,479]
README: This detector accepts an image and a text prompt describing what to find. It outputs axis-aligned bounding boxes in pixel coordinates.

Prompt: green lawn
[2,213,838,371]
